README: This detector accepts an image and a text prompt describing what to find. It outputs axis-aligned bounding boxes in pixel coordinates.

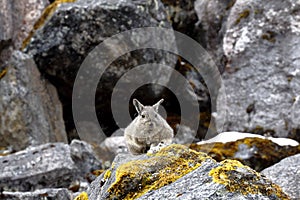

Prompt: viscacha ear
[133,99,144,114]
[153,99,164,112]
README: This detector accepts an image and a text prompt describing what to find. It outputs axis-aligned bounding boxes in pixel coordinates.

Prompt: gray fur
[124,99,174,155]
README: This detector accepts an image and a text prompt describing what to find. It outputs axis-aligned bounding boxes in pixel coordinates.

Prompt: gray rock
[0,140,102,192]
[70,139,102,176]
[24,0,176,139]
[194,0,233,71]
[2,188,72,200]
[261,153,300,199]
[0,51,67,151]
[0,0,49,65]
[218,0,300,139]
[0,143,75,191]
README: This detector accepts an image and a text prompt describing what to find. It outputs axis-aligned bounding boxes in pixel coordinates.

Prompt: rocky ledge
[80,144,290,200]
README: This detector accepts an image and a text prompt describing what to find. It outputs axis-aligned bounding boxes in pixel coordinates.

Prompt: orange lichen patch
[92,169,105,177]
[190,137,300,171]
[0,65,8,79]
[21,0,76,50]
[209,160,290,199]
[107,144,210,200]
[74,191,89,200]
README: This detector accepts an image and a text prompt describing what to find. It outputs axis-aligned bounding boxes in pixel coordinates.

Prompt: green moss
[261,31,276,43]
[74,192,89,200]
[209,160,290,199]
[107,144,210,200]
[21,0,77,50]
[235,9,250,25]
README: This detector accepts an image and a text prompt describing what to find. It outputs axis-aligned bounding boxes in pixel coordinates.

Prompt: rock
[194,0,233,71]
[70,139,103,177]
[1,188,72,200]
[0,143,75,191]
[191,132,300,171]
[219,0,300,141]
[161,0,203,44]
[0,51,67,151]
[0,141,102,192]
[0,0,49,65]
[87,144,289,199]
[24,0,176,139]
[261,154,300,199]
[97,129,128,162]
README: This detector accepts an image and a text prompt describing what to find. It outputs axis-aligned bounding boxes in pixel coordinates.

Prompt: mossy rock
[87,144,290,200]
[190,137,300,171]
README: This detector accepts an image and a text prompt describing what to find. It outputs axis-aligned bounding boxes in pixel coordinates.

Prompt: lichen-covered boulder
[86,144,290,200]
[24,0,176,138]
[190,132,300,171]
[218,0,300,141]
[0,51,67,151]
[261,154,300,199]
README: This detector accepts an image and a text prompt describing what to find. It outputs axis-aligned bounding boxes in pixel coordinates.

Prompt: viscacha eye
[141,114,145,118]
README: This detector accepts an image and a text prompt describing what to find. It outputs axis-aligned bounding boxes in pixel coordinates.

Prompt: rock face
[87,144,289,200]
[194,0,233,71]
[0,0,49,65]
[0,51,67,151]
[24,0,176,138]
[217,0,300,140]
[261,154,300,199]
[0,141,101,192]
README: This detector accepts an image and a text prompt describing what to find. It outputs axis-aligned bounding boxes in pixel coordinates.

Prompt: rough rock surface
[24,0,176,138]
[0,0,49,65]
[194,0,233,71]
[0,51,67,151]
[87,144,289,200]
[218,0,300,140]
[2,188,72,200]
[261,154,300,199]
[0,141,101,192]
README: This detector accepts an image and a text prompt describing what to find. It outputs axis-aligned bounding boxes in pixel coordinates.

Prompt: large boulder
[24,0,177,139]
[261,154,300,199]
[0,51,67,151]
[87,144,289,200]
[219,0,300,140]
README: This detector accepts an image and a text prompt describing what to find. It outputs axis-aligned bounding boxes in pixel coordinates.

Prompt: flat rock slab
[0,143,76,191]
[2,188,72,200]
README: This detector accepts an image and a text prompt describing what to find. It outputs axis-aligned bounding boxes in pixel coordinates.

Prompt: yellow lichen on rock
[74,191,89,200]
[107,144,210,200]
[209,159,290,199]
[21,0,77,50]
[0,67,7,80]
